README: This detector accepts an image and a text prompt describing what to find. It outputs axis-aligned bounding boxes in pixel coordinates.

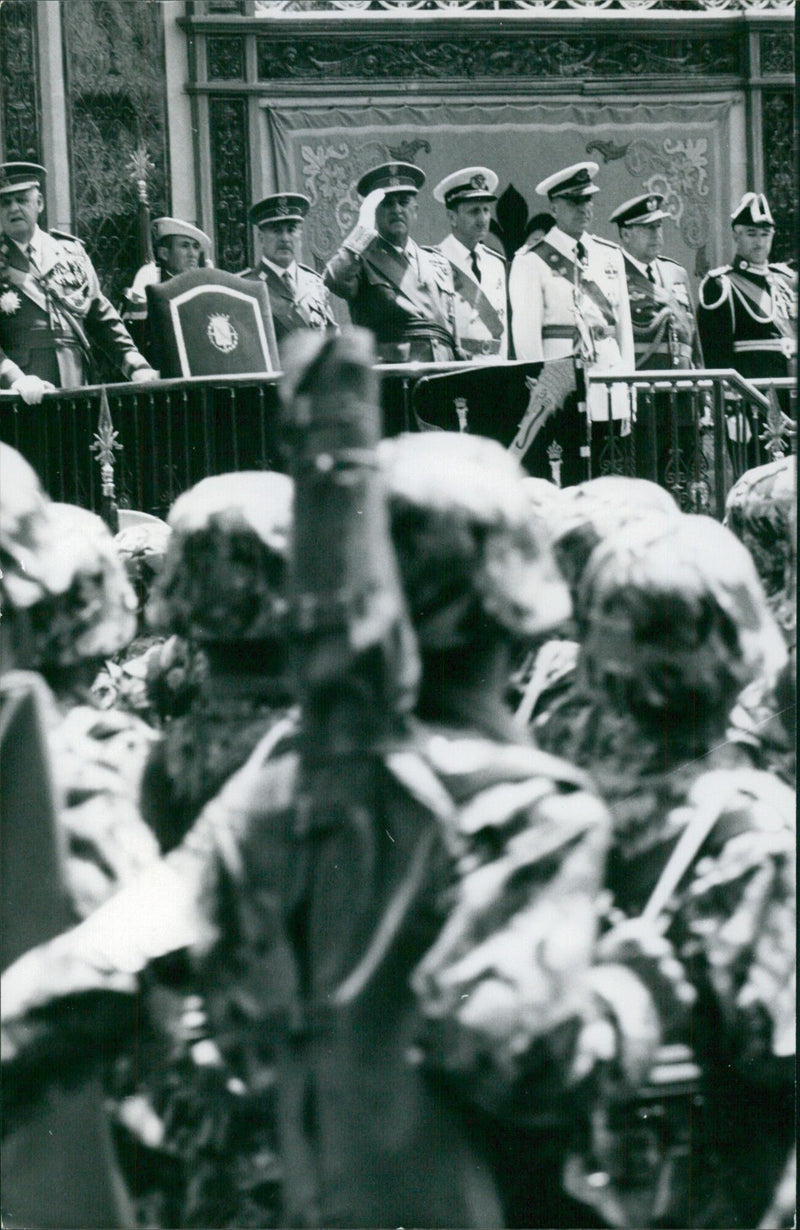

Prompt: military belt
[542,324,615,342]
[460,336,502,356]
[734,338,796,357]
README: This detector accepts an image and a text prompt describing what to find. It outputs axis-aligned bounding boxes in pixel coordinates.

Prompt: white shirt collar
[262,256,297,281]
[624,251,654,277]
[12,224,44,260]
[448,235,477,263]
[547,227,586,257]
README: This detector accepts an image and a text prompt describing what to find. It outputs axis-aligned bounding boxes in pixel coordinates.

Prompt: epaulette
[297,261,323,278]
[769,261,796,277]
[658,255,684,269]
[477,241,507,262]
[239,266,255,277]
[50,228,82,245]
[591,234,621,250]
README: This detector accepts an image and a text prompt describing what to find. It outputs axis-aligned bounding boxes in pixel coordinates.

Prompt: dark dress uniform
[243,259,338,352]
[698,255,797,467]
[0,229,153,390]
[324,234,459,362]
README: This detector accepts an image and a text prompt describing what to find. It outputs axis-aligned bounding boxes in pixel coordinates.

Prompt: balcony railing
[0,364,793,523]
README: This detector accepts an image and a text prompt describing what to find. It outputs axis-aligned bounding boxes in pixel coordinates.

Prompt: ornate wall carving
[759,29,794,75]
[762,91,795,263]
[62,0,169,308]
[0,0,42,164]
[208,35,246,80]
[209,97,251,272]
[256,33,740,80]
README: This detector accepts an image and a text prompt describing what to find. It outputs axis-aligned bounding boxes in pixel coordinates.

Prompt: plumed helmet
[378,433,570,648]
[0,444,74,610]
[578,514,787,733]
[552,476,680,610]
[28,504,138,666]
[148,471,293,642]
[724,455,795,600]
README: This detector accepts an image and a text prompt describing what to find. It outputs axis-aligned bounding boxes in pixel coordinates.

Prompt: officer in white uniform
[432,167,508,360]
[509,162,634,482]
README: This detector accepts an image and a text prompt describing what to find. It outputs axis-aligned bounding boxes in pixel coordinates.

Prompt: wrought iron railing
[1,365,793,522]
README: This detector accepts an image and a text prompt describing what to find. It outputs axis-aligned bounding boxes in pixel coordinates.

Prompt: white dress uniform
[435,233,508,359]
[509,225,634,422]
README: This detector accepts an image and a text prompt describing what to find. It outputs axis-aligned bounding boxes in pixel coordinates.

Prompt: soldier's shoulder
[702,264,733,281]
[297,261,325,281]
[658,255,688,273]
[50,229,85,248]
[769,261,796,279]
[698,266,733,308]
[421,244,452,269]
[239,265,256,278]
[477,241,507,263]
[590,234,622,252]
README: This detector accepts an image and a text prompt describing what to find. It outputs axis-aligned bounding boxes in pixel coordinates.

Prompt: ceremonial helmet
[27,504,138,667]
[148,471,294,642]
[378,432,571,648]
[578,514,787,732]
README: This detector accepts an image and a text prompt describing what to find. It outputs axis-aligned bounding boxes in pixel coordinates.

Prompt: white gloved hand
[130,367,159,383]
[11,374,55,405]
[344,188,385,255]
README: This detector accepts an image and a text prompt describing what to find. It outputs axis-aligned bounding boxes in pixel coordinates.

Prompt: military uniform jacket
[324,234,458,361]
[434,234,508,359]
[698,255,797,380]
[0,227,151,390]
[509,227,634,421]
[624,254,703,370]
[244,259,338,350]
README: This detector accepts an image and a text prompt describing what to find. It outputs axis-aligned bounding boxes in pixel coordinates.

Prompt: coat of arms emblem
[206,312,239,353]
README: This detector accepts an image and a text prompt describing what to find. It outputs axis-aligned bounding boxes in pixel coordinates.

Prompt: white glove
[344,188,385,255]
[130,366,159,383]
[11,374,55,405]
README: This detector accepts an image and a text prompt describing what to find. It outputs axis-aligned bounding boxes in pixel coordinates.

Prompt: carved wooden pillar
[0,0,43,165]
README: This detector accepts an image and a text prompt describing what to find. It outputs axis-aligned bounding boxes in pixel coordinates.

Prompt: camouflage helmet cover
[0,444,78,611]
[149,471,293,641]
[28,504,138,666]
[579,515,787,722]
[378,433,570,648]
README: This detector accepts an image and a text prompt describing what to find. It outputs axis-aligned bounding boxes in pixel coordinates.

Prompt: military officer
[698,192,797,467]
[122,217,213,359]
[324,162,459,363]
[123,217,213,321]
[0,162,157,404]
[509,161,634,485]
[432,166,508,360]
[610,192,703,485]
[243,193,337,354]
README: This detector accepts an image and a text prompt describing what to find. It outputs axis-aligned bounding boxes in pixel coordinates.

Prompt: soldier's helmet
[148,471,293,642]
[724,455,796,602]
[27,504,138,667]
[378,433,571,649]
[579,514,787,733]
[552,476,680,612]
[0,443,76,611]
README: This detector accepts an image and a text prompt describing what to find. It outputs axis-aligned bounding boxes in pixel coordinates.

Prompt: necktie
[575,240,587,268]
[282,269,295,296]
[26,243,39,272]
[470,250,481,283]
[646,263,656,283]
